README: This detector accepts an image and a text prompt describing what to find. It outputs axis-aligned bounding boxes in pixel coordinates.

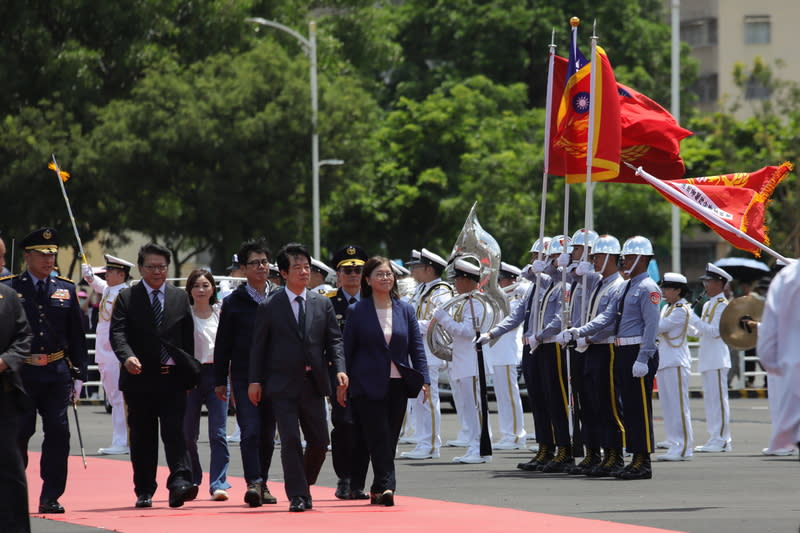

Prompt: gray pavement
[30,398,799,533]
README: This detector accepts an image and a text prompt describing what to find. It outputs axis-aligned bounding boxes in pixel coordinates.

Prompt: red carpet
[28,454,684,532]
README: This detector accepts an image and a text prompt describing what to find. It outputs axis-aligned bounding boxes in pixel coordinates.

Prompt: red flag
[552,45,621,183]
[647,162,793,256]
[547,55,569,176]
[612,84,693,183]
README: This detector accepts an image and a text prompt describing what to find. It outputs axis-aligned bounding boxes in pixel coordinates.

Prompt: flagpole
[50,154,88,264]
[628,162,791,264]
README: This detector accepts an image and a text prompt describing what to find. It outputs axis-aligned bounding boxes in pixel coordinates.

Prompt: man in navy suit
[110,243,196,509]
[1,228,88,514]
[248,243,348,512]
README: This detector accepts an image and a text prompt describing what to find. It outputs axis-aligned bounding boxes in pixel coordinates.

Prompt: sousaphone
[720,294,764,351]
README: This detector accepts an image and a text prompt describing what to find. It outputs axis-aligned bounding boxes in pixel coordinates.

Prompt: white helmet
[548,235,571,255]
[529,236,551,254]
[569,229,599,252]
[621,236,654,256]
[592,235,621,255]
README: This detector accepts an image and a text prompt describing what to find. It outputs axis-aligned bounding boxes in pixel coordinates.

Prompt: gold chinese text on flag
[48,162,71,182]
[652,162,793,256]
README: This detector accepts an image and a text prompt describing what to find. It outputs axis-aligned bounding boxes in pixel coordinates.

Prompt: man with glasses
[1,228,88,514]
[327,245,371,500]
[110,243,196,508]
[214,240,278,506]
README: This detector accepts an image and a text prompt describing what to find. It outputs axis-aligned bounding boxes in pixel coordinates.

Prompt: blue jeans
[231,376,275,484]
[184,365,231,493]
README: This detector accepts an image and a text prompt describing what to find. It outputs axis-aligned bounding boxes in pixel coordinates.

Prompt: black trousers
[271,376,329,499]
[328,370,369,487]
[522,345,553,446]
[0,395,30,533]
[124,373,193,497]
[352,379,407,493]
[614,346,658,454]
[19,378,71,502]
[539,342,571,449]
[583,344,624,449]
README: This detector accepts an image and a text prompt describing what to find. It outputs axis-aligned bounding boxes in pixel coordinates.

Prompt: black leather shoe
[185,484,199,501]
[135,494,153,508]
[244,482,262,507]
[302,495,313,510]
[379,490,394,507]
[369,492,381,505]
[335,478,351,500]
[168,483,193,508]
[39,500,65,514]
[261,483,277,504]
[619,453,652,480]
[350,490,370,500]
[289,496,306,512]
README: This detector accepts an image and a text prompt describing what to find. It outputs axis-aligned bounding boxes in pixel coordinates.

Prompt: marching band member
[655,273,694,461]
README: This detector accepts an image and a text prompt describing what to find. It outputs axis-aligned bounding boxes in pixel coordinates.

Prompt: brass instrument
[720,294,764,351]
[427,203,509,360]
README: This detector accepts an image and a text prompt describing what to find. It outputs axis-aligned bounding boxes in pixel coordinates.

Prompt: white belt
[614,336,642,346]
[543,337,557,344]
[592,337,615,345]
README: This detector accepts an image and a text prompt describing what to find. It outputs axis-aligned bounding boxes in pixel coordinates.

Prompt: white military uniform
[487,280,527,448]
[86,269,129,453]
[757,260,800,452]
[690,294,731,451]
[656,296,694,459]
[401,276,453,459]
[435,295,492,462]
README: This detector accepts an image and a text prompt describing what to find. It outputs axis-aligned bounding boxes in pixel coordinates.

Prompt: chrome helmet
[548,234,571,255]
[569,228,599,252]
[529,236,551,254]
[592,234,621,255]
[621,235,654,256]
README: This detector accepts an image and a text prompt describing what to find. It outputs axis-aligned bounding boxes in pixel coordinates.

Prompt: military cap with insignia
[700,263,733,283]
[406,249,422,266]
[499,262,521,280]
[21,227,59,254]
[226,253,239,273]
[660,272,688,288]
[418,248,447,270]
[332,244,368,269]
[104,253,134,273]
[453,257,481,282]
[390,260,410,276]
[311,257,336,277]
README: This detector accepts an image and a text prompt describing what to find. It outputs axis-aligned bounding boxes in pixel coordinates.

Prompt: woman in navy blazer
[341,256,429,506]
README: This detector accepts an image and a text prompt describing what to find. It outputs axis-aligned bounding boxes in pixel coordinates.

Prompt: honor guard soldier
[327,245,371,500]
[401,248,453,460]
[219,254,244,300]
[309,258,336,294]
[655,273,694,461]
[486,262,528,449]
[562,236,660,480]
[1,228,89,513]
[690,263,733,453]
[562,235,626,477]
[82,254,135,455]
[479,237,554,470]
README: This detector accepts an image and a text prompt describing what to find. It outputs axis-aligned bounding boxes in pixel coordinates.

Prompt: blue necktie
[296,295,306,335]
[151,290,169,363]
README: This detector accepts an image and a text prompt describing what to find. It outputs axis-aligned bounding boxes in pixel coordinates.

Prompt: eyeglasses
[246,259,270,267]
[372,271,394,280]
[340,266,363,276]
[142,264,168,272]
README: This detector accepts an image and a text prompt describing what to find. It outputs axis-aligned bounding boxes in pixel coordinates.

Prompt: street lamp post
[246,17,323,257]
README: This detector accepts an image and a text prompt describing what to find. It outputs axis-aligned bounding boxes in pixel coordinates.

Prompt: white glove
[475,332,492,346]
[632,362,649,378]
[556,253,571,268]
[521,264,537,281]
[433,307,448,322]
[72,380,83,401]
[81,264,94,284]
[532,260,547,274]
[556,328,579,344]
[575,338,589,352]
[575,261,594,277]
[525,336,540,351]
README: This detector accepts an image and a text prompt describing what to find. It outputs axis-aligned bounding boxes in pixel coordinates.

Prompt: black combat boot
[568,448,602,475]
[540,446,575,473]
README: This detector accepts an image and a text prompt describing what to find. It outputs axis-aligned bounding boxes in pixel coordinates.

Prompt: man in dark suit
[0,283,33,532]
[248,243,348,512]
[110,243,196,509]
[1,228,88,514]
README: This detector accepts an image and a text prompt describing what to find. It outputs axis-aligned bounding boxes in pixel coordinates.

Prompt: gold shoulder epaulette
[325,289,338,299]
[675,303,683,307]
[0,274,18,282]
[717,297,725,303]
[56,276,76,284]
